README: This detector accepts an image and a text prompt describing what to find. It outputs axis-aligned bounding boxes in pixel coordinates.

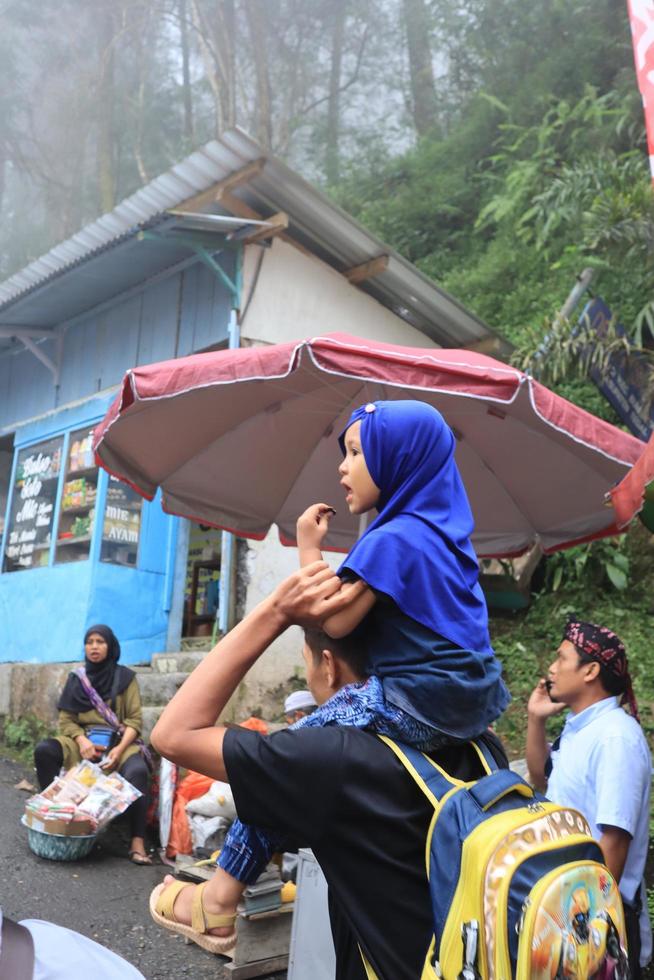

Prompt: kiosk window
[55,426,98,564]
[2,437,63,572]
[101,477,142,567]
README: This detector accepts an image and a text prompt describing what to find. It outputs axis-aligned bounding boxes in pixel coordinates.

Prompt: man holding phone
[526,617,652,977]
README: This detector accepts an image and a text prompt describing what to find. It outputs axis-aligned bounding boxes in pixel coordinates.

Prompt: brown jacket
[55,676,142,770]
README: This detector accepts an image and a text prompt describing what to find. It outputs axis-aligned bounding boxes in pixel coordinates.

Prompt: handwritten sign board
[100,477,142,566]
[3,437,63,572]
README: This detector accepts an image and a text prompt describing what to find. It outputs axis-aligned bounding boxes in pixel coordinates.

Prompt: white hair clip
[364,403,376,413]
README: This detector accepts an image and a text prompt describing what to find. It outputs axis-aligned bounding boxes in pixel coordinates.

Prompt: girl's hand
[77,735,101,761]
[100,745,122,770]
[296,503,336,550]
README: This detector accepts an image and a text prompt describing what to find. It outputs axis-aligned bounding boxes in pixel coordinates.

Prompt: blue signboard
[580,297,653,442]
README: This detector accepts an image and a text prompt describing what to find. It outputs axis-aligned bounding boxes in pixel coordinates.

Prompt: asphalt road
[0,755,286,980]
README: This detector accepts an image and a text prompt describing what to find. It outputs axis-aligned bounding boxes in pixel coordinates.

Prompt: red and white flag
[627,0,654,181]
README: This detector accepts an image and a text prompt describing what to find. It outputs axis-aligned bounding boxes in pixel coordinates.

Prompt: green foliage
[542,538,630,594]
[1,715,53,764]
[492,525,654,756]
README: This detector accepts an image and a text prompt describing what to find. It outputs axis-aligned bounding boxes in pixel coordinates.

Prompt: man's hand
[270,561,366,629]
[527,679,565,720]
[296,504,336,551]
[76,735,101,761]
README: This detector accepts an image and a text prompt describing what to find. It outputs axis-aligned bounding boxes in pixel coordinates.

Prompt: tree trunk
[244,0,272,149]
[191,0,236,134]
[179,0,195,145]
[402,0,438,136]
[0,150,5,219]
[97,2,116,212]
[218,0,236,129]
[326,0,346,184]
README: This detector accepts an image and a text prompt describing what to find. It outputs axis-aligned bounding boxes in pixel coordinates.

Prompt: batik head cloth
[564,618,640,722]
[337,399,492,655]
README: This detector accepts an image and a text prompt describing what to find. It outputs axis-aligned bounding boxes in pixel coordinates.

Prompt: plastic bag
[186,781,236,821]
[188,814,231,851]
[165,770,213,858]
[77,770,141,830]
[158,758,177,852]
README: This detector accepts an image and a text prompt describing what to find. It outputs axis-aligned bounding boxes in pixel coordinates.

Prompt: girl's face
[85,632,109,663]
[338,420,380,515]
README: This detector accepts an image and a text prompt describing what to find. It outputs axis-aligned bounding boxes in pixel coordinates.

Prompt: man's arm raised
[151,562,365,780]
[526,679,564,793]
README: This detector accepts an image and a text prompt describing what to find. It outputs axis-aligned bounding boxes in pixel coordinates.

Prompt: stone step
[180,637,215,653]
[141,705,164,743]
[150,651,207,674]
[135,671,189,707]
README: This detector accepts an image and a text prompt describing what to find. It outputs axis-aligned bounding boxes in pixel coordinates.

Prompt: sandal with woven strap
[149,880,237,954]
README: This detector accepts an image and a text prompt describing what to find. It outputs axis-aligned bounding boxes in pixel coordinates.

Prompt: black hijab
[57,624,135,714]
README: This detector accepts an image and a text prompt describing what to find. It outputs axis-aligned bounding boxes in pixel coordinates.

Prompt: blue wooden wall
[0,255,234,436]
[0,253,234,663]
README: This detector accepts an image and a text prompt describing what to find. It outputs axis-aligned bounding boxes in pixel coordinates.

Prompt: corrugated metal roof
[0,128,505,350]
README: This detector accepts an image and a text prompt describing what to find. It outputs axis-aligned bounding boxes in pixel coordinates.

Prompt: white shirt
[547,696,652,964]
[0,910,146,980]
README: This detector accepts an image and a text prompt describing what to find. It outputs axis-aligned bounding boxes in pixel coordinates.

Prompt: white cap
[284,690,317,714]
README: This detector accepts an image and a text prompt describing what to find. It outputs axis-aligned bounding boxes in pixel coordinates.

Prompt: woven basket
[21,816,96,861]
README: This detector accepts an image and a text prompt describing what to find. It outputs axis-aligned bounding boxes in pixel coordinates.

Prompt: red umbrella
[610,430,654,531]
[94,333,642,557]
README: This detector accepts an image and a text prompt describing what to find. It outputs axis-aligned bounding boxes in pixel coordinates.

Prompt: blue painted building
[0,131,501,666]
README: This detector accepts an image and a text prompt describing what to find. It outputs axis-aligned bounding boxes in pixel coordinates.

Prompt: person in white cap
[283,689,317,725]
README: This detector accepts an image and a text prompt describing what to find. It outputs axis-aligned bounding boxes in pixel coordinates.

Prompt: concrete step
[150,651,207,674]
[141,705,164,743]
[135,671,189,707]
[180,637,215,653]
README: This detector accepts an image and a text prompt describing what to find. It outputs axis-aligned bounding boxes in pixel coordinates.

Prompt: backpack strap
[378,736,463,805]
[469,736,500,775]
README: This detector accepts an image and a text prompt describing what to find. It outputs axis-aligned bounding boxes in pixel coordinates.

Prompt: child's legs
[369,700,462,751]
[217,819,293,885]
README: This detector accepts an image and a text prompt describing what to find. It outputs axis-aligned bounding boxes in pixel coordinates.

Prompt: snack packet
[77,770,141,830]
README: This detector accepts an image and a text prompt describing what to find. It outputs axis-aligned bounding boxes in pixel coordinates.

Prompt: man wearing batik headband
[526,618,652,977]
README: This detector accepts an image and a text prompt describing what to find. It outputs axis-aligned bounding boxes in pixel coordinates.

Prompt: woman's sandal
[149,880,237,955]
[129,850,153,865]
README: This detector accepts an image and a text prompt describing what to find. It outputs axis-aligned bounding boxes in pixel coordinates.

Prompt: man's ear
[583,661,601,684]
[322,648,337,689]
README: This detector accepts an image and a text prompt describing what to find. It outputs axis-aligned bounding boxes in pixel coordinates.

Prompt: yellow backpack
[359,736,629,980]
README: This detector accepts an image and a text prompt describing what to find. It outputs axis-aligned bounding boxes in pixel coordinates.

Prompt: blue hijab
[338,400,492,655]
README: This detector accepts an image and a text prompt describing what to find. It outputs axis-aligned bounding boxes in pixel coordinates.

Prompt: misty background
[0,0,650,394]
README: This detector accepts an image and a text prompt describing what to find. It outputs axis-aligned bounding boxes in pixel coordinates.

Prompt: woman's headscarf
[58,624,134,714]
[338,400,492,654]
[564,618,640,722]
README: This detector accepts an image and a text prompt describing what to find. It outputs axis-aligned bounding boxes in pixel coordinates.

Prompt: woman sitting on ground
[33,624,152,865]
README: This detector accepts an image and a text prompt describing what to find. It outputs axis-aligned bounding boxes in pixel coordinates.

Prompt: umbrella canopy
[94,333,642,557]
[610,430,654,531]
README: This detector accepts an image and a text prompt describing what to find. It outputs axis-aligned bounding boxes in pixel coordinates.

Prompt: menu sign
[3,437,63,572]
[101,477,142,566]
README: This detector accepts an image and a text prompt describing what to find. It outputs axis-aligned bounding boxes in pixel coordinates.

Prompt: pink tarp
[94,333,642,557]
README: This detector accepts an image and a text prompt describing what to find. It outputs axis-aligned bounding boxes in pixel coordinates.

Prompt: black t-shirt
[224,725,507,980]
